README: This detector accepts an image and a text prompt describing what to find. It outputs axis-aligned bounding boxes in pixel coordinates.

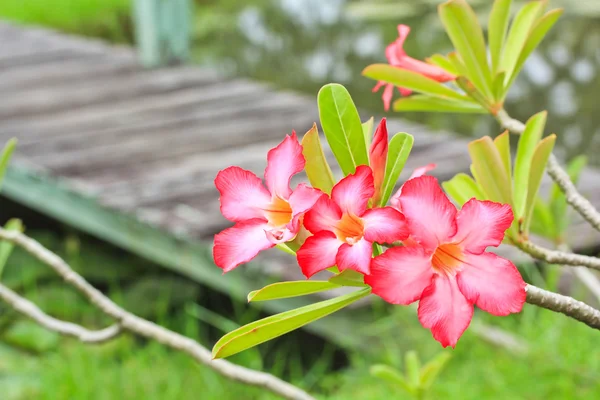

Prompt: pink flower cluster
[213,120,526,347]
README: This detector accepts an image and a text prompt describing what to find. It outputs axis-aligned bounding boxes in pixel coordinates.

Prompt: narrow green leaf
[370,365,417,395]
[0,138,17,191]
[393,95,485,113]
[426,54,459,76]
[492,71,507,103]
[468,137,513,205]
[506,8,563,89]
[494,130,512,181]
[442,173,486,207]
[362,64,470,102]
[379,133,414,206]
[405,351,421,387]
[500,1,545,86]
[513,111,547,218]
[530,198,556,239]
[439,0,493,99]
[488,0,513,74]
[328,269,367,287]
[318,84,369,176]
[420,353,452,389]
[212,288,371,358]
[247,281,340,302]
[275,242,297,255]
[0,219,24,278]
[455,77,495,112]
[301,123,336,194]
[362,117,375,150]
[523,134,556,235]
[447,51,469,78]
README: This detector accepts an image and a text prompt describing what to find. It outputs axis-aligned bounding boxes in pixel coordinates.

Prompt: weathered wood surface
[1,21,599,290]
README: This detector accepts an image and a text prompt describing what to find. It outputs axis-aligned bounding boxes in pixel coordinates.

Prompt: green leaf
[494,130,512,181]
[362,117,374,150]
[420,353,452,389]
[523,134,556,235]
[442,173,486,206]
[247,281,340,302]
[468,136,512,205]
[212,288,371,359]
[405,351,421,387]
[328,269,367,287]
[488,0,513,74]
[439,0,493,99]
[0,138,17,191]
[393,95,485,113]
[301,123,336,194]
[500,1,545,86]
[370,365,416,395]
[318,84,369,176]
[530,198,556,239]
[513,111,547,219]
[379,133,414,206]
[0,219,24,278]
[426,54,459,76]
[507,8,563,90]
[362,64,470,102]
[492,71,507,102]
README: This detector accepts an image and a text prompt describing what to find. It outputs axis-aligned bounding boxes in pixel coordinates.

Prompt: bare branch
[557,243,600,305]
[0,228,315,400]
[526,284,600,329]
[496,109,600,232]
[0,283,121,343]
[517,240,600,271]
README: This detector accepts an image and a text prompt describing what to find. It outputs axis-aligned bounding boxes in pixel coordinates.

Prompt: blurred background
[0,0,599,399]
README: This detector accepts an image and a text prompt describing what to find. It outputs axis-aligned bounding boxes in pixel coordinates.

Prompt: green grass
[1,229,599,399]
[0,0,132,42]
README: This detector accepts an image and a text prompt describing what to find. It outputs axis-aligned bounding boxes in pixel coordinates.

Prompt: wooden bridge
[1,21,599,347]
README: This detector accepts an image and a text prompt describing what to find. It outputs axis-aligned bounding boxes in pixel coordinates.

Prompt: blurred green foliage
[0,0,132,42]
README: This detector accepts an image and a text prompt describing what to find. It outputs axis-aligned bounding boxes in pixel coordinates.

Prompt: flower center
[264,196,292,227]
[334,213,365,245]
[431,243,465,276]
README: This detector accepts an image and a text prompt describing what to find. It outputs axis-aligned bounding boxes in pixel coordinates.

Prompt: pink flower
[373,25,456,111]
[366,176,526,348]
[369,118,389,205]
[213,133,323,272]
[297,165,408,278]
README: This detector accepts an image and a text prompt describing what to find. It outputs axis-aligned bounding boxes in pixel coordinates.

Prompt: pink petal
[362,207,408,243]
[213,219,274,273]
[396,24,411,49]
[453,199,514,254]
[331,165,374,216]
[366,246,434,305]
[398,86,412,97]
[215,166,272,222]
[399,176,457,250]
[336,238,373,275]
[409,163,437,180]
[369,118,388,204]
[303,196,342,234]
[457,252,526,316]
[418,275,473,348]
[297,231,341,278]
[397,57,456,82]
[264,132,305,199]
[390,164,437,210]
[382,83,394,111]
[372,81,386,93]
[288,183,324,217]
